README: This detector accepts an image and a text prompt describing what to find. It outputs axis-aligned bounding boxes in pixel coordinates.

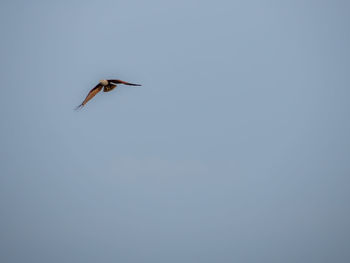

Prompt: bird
[76,79,141,109]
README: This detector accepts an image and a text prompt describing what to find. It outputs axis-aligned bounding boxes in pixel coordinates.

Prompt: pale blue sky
[1,0,350,262]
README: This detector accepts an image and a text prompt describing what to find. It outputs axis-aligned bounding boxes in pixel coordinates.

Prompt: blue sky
[1,0,350,262]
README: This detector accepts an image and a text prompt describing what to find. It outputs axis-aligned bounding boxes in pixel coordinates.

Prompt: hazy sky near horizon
[1,0,350,262]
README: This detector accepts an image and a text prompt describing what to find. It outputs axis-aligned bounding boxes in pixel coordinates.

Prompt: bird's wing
[76,84,103,109]
[108,79,141,86]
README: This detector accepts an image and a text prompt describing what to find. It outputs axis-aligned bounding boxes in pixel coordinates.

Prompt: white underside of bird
[99,79,109,86]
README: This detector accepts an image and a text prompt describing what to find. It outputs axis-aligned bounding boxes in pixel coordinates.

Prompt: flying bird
[76,79,141,109]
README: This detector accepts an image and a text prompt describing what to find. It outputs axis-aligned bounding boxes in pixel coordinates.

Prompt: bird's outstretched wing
[108,79,141,86]
[76,84,103,109]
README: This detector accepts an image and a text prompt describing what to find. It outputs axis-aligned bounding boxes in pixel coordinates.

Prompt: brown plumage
[109,79,141,86]
[76,79,141,109]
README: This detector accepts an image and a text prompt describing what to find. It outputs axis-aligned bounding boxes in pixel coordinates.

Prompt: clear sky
[1,0,350,262]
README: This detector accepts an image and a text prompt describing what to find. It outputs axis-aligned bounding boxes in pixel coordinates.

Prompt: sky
[0,0,350,262]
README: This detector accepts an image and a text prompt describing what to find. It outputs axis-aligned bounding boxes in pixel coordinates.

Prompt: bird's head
[99,79,108,86]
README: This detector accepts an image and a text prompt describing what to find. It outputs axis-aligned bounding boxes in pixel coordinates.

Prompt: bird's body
[76,79,141,109]
[99,79,109,86]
